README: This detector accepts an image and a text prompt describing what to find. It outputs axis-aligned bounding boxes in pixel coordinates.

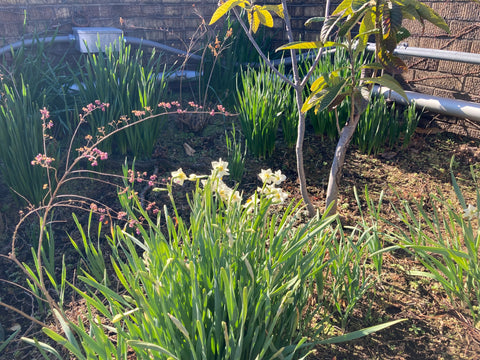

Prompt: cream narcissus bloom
[262,184,288,204]
[258,168,274,184]
[188,173,207,181]
[171,168,187,185]
[229,190,242,204]
[269,187,289,204]
[243,193,260,212]
[272,170,286,185]
[211,158,229,179]
[463,204,478,221]
[215,180,233,202]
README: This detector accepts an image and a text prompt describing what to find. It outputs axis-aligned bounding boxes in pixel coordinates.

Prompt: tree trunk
[325,111,361,216]
[295,91,315,217]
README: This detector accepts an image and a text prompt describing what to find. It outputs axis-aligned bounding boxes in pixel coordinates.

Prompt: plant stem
[281,0,314,216]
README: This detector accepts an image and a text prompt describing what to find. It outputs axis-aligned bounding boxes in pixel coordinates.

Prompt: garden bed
[1,110,480,359]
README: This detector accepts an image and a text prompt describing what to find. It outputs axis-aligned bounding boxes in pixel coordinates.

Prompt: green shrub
[304,49,353,139]
[304,49,421,155]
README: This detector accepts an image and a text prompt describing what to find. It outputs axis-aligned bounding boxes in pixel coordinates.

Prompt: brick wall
[2,1,476,101]
[0,1,331,61]
[402,0,480,101]
[0,1,217,55]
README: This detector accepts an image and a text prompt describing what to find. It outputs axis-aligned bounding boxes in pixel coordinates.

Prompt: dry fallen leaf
[183,143,196,156]
[8,323,21,332]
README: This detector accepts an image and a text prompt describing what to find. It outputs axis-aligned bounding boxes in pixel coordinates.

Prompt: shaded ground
[1,111,480,359]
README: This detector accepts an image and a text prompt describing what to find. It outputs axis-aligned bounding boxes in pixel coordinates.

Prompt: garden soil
[1,111,480,359]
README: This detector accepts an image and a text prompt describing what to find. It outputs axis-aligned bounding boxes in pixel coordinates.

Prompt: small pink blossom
[40,107,50,121]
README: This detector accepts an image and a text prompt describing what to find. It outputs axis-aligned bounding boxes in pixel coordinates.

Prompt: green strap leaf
[128,340,179,359]
[318,319,406,344]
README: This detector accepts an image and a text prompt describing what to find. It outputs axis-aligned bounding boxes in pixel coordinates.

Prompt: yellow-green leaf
[377,49,408,74]
[277,41,323,51]
[276,40,342,52]
[263,4,284,19]
[248,9,261,33]
[303,79,347,113]
[359,8,375,45]
[332,0,353,16]
[363,74,408,101]
[209,0,248,25]
[310,75,327,92]
[305,16,325,26]
[255,6,274,28]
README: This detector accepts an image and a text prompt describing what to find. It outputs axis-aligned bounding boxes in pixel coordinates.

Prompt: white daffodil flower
[171,168,187,185]
[272,170,286,185]
[463,204,478,221]
[211,158,229,179]
[258,168,274,184]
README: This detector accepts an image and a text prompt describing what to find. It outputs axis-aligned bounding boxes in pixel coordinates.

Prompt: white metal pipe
[366,43,480,64]
[373,85,480,121]
[124,36,201,62]
[0,35,74,56]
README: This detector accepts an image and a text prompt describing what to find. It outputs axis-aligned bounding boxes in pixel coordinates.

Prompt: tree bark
[325,111,361,216]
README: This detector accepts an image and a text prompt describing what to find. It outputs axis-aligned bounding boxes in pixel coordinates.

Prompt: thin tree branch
[232,7,294,87]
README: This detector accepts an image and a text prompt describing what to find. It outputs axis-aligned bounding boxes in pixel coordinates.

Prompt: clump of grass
[72,38,168,159]
[236,61,286,158]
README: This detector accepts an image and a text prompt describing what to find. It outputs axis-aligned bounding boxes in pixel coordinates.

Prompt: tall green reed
[1,32,75,137]
[325,223,377,329]
[0,81,50,205]
[354,98,421,155]
[72,39,168,158]
[225,124,246,183]
[236,61,286,158]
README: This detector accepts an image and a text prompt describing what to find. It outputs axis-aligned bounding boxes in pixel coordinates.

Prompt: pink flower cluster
[158,101,181,109]
[40,107,54,130]
[31,153,55,167]
[82,100,109,113]
[158,101,230,117]
[126,170,158,187]
[78,146,108,167]
[90,202,107,222]
[80,101,110,123]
